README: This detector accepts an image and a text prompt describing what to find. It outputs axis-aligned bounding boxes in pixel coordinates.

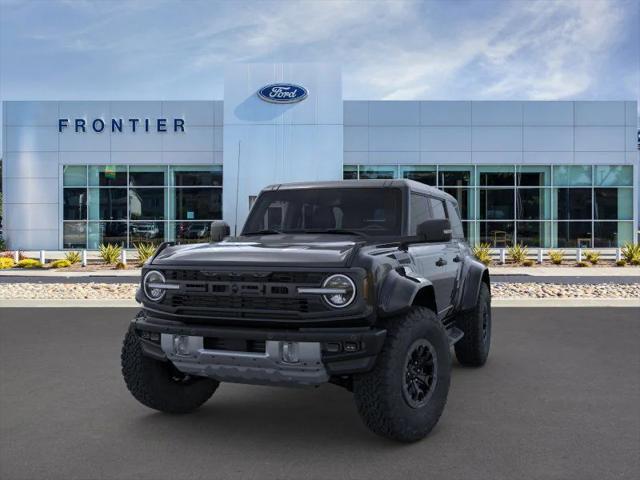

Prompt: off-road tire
[454,282,491,367]
[121,326,219,413]
[353,306,451,442]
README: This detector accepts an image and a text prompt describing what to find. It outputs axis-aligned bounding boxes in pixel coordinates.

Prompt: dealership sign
[58,118,185,133]
[257,83,308,104]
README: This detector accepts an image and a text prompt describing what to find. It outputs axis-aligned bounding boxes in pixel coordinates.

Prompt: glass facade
[62,165,222,248]
[344,164,634,247]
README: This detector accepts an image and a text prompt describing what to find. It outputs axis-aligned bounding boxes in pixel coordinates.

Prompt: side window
[410,193,430,234]
[428,197,447,220]
[446,201,464,239]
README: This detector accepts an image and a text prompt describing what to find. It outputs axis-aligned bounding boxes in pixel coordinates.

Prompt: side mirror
[417,219,452,243]
[210,220,230,242]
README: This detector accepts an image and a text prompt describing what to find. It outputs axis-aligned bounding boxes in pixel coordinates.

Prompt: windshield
[242,188,403,237]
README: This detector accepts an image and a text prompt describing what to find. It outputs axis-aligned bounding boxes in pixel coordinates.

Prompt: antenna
[233,140,241,236]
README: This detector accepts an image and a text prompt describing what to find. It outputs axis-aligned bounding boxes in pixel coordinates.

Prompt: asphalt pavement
[1,307,638,480]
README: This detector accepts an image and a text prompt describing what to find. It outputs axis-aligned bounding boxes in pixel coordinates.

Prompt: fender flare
[459,258,490,311]
[377,267,438,318]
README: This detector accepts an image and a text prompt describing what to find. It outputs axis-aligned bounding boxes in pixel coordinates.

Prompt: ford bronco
[121,179,491,442]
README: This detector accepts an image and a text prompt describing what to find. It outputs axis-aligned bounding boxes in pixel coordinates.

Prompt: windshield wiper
[242,229,283,236]
[297,229,368,237]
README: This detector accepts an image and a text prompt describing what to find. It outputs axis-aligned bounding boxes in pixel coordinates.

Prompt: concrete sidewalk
[490,266,640,276]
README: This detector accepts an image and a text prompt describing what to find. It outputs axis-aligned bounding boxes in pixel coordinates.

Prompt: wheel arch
[377,267,438,318]
[459,258,490,311]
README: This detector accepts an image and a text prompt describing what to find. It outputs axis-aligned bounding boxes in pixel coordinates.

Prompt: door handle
[453,255,461,263]
[436,258,448,267]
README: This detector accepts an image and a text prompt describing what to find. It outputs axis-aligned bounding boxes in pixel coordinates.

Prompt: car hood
[151,235,360,268]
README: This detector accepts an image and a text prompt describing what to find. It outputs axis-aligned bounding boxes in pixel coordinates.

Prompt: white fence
[487,248,623,264]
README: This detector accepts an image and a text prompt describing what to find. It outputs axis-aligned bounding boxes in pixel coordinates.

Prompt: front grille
[203,337,266,353]
[171,294,309,313]
[163,270,325,285]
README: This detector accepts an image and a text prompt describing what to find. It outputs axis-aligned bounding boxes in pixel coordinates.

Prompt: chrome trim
[297,287,348,294]
[147,282,180,290]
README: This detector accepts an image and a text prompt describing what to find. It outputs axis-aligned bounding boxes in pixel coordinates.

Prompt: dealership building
[2,63,638,250]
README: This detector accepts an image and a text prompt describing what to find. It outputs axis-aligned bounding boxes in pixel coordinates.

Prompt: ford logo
[257,83,308,104]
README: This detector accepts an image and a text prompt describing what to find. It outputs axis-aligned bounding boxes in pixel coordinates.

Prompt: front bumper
[133,314,386,387]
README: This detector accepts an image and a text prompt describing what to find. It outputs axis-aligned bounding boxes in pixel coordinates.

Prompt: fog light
[173,335,190,356]
[281,342,300,363]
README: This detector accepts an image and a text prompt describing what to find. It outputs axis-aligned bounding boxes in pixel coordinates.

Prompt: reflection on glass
[556,188,591,220]
[553,165,591,186]
[480,189,514,220]
[594,165,633,186]
[172,188,222,220]
[63,166,87,187]
[89,165,127,187]
[343,165,358,180]
[88,222,127,248]
[517,188,550,220]
[593,222,633,247]
[594,188,633,220]
[516,222,547,247]
[478,166,514,186]
[400,166,436,186]
[359,165,397,179]
[438,166,471,186]
[88,188,128,220]
[171,166,222,186]
[63,188,87,220]
[129,222,165,246]
[63,222,86,248]
[129,166,165,186]
[480,222,514,247]
[556,221,592,248]
[517,166,550,186]
[129,188,164,220]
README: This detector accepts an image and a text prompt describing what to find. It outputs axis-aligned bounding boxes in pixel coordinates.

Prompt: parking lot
[1,307,638,480]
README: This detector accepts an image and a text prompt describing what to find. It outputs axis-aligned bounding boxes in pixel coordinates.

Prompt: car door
[407,193,453,316]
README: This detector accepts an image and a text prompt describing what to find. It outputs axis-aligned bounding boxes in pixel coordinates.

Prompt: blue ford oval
[257,83,308,104]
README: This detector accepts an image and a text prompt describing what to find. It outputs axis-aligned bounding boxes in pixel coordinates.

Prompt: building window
[343,163,635,247]
[62,164,222,249]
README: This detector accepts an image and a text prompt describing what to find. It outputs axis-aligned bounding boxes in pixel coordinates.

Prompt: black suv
[122,179,491,442]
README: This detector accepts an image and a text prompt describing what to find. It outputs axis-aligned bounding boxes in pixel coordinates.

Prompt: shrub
[115,261,127,270]
[135,243,157,265]
[621,242,640,265]
[0,257,15,269]
[50,259,71,269]
[99,243,122,264]
[0,235,5,251]
[65,251,82,264]
[576,260,590,268]
[548,250,564,265]
[17,258,43,268]
[522,259,534,267]
[1,251,26,260]
[615,259,627,267]
[507,244,528,265]
[584,251,601,265]
[472,243,492,266]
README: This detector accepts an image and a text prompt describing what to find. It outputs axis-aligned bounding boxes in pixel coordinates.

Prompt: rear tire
[121,326,219,413]
[454,282,491,367]
[353,307,451,442]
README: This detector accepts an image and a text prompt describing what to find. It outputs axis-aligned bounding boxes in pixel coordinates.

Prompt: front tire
[454,282,491,367]
[353,307,451,442]
[121,326,219,413]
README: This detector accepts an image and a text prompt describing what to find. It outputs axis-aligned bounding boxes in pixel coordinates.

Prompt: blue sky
[0,0,638,149]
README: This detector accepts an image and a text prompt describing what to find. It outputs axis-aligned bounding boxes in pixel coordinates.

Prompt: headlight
[143,270,167,302]
[322,274,356,308]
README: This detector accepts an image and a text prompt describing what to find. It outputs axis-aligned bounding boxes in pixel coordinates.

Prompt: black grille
[163,270,325,285]
[171,294,310,313]
[203,337,266,353]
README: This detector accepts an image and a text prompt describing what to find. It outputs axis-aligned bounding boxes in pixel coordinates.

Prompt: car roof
[261,179,455,203]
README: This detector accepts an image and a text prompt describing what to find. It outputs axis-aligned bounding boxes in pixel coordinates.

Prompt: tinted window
[243,188,403,237]
[446,201,464,239]
[410,193,430,234]
[428,197,447,220]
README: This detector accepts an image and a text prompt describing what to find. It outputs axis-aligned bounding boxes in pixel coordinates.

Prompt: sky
[0,0,638,149]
